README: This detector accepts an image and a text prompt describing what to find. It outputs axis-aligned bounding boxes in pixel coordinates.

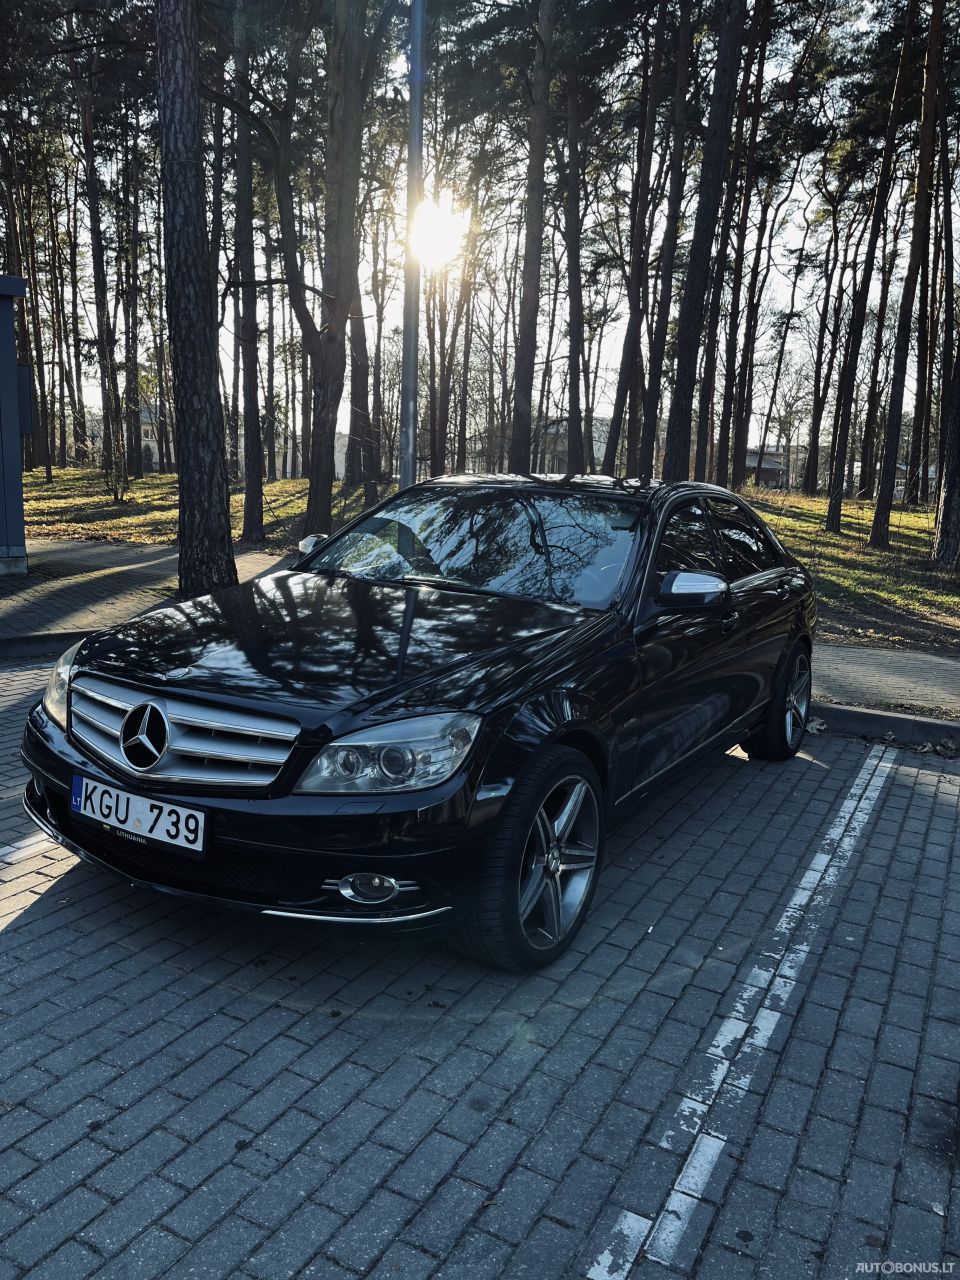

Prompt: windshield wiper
[393,574,500,596]
[395,574,572,608]
[305,567,379,583]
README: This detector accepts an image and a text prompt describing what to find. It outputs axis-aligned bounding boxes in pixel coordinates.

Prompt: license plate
[71,775,205,854]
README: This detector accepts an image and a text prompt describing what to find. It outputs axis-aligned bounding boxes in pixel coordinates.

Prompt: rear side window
[707,499,779,579]
[654,501,718,589]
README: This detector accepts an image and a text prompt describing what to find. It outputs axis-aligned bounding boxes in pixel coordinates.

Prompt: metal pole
[0,276,28,576]
[399,0,426,490]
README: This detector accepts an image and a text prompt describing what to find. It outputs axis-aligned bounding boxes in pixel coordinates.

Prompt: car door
[705,497,795,716]
[630,498,748,791]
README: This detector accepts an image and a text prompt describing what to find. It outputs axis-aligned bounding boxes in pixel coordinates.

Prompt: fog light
[338,873,399,904]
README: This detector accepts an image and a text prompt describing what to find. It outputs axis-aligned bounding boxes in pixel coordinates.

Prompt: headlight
[41,640,82,730]
[296,712,481,794]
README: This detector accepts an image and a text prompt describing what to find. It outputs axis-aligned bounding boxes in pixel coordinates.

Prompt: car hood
[75,571,603,728]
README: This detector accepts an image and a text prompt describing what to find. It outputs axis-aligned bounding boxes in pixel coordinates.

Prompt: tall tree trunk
[824,0,919,530]
[301,0,367,531]
[716,12,767,486]
[156,0,237,594]
[124,124,143,480]
[803,206,851,493]
[22,188,52,482]
[934,332,960,567]
[693,31,757,481]
[235,0,263,542]
[348,278,377,504]
[731,189,775,488]
[906,238,930,506]
[661,0,747,483]
[640,0,691,481]
[625,362,639,477]
[209,96,226,319]
[45,176,71,468]
[77,81,124,495]
[601,0,668,474]
[563,67,586,475]
[456,285,473,472]
[67,170,88,463]
[859,200,905,497]
[869,0,941,546]
[370,207,387,479]
[508,0,557,474]
[756,214,809,482]
[264,206,277,483]
[920,220,939,506]
[934,57,954,511]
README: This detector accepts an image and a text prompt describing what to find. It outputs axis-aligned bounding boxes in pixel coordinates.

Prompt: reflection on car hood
[76,571,602,725]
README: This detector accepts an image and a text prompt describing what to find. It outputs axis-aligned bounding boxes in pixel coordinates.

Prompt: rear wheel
[455,746,603,971]
[741,642,812,761]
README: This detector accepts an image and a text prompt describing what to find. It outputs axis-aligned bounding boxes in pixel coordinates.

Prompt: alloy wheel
[785,652,811,748]
[517,774,600,950]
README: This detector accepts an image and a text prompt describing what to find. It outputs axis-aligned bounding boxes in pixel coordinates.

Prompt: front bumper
[22,705,503,932]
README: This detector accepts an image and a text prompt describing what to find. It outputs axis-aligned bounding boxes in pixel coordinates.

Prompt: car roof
[421,473,742,508]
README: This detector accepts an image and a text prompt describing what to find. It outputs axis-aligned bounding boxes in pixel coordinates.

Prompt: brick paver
[0,664,957,1278]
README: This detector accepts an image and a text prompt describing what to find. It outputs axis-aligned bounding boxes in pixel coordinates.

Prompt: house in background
[894,462,937,501]
[745,449,787,488]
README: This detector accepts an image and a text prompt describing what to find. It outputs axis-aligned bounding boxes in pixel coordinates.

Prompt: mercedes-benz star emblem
[119,703,169,771]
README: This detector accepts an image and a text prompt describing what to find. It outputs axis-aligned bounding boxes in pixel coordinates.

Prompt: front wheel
[455,746,604,971]
[741,642,812,761]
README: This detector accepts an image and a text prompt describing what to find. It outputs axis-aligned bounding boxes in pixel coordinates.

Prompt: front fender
[471,690,612,824]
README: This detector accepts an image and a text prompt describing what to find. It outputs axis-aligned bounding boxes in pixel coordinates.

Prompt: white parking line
[587,743,898,1276]
[587,1211,654,1280]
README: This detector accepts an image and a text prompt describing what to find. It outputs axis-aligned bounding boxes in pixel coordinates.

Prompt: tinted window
[308,488,645,609]
[707,499,779,579]
[654,502,718,589]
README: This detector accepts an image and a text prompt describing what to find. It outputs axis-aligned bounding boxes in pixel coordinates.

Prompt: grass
[751,488,959,654]
[22,468,373,553]
[22,468,960,654]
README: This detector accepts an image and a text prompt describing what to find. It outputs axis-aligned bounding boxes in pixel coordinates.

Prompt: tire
[454,746,604,971]
[741,640,812,761]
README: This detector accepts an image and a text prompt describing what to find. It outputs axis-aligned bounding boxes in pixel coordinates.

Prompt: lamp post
[0,276,28,576]
[399,0,426,490]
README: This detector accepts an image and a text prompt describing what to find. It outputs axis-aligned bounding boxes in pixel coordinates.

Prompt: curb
[811,699,960,750]
[0,631,92,661]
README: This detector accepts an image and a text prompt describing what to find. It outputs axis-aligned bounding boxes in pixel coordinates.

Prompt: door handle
[719,611,740,633]
[776,582,790,600]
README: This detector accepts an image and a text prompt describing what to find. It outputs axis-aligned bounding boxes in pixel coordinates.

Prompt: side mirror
[297,533,327,558]
[657,569,730,610]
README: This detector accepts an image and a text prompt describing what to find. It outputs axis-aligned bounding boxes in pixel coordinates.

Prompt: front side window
[707,499,779,580]
[653,501,719,590]
[306,488,646,609]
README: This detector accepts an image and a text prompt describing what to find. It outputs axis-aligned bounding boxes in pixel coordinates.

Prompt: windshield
[306,487,646,609]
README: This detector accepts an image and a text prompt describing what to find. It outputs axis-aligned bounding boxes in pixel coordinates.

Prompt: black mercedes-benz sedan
[22,476,815,970]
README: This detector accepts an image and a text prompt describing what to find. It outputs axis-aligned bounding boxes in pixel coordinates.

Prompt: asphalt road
[0,663,957,1280]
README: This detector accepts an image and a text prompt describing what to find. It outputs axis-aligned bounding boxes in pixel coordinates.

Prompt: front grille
[45,790,427,913]
[69,673,300,789]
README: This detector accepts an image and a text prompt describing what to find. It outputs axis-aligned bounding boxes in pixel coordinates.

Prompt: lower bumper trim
[21,785,453,927]
[262,906,452,924]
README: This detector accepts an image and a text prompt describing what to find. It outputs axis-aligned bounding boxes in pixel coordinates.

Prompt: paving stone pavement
[0,663,958,1279]
[814,646,960,720]
[0,541,284,649]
